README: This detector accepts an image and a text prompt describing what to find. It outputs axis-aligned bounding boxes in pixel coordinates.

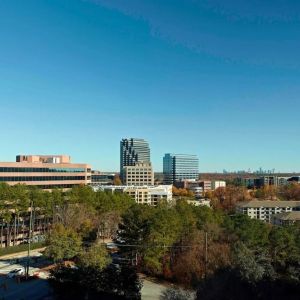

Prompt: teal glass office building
[163,153,199,184]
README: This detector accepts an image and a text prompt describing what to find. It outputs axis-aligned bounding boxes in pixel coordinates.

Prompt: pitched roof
[273,211,300,221]
[236,200,300,208]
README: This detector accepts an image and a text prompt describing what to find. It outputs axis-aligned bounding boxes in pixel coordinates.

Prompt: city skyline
[1,0,300,172]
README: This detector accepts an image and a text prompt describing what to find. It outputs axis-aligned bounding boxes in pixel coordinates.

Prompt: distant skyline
[0,0,300,172]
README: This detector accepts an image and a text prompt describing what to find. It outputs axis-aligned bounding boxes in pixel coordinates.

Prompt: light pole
[26,201,33,279]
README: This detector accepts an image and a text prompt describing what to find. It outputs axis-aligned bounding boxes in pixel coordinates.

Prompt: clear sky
[0,0,299,172]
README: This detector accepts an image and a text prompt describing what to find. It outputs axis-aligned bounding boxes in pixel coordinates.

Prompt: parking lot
[0,249,52,300]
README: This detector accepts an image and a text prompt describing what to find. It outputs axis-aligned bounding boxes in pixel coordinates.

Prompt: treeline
[117,201,300,290]
[1,183,300,299]
[205,183,300,212]
[0,183,134,247]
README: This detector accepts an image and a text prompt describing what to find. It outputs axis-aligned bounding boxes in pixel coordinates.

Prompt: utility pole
[26,201,33,279]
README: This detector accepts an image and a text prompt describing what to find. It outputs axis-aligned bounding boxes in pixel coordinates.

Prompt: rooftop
[273,211,300,221]
[236,200,300,208]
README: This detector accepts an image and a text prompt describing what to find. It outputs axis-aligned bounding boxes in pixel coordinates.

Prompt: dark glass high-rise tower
[120,138,151,180]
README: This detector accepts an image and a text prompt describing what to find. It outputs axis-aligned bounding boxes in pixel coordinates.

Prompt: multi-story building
[272,211,300,226]
[288,176,300,184]
[91,171,115,185]
[93,185,172,206]
[120,138,152,184]
[120,138,150,171]
[173,180,203,198]
[199,180,212,193]
[122,162,154,186]
[276,177,290,186]
[0,155,91,189]
[163,153,199,184]
[212,181,226,190]
[236,200,300,223]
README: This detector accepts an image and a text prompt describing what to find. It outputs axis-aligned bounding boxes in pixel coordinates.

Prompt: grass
[0,242,45,257]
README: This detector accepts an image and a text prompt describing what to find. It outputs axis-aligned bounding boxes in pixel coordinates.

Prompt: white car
[7,268,25,278]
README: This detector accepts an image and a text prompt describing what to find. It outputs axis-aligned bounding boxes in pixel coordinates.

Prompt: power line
[104,243,206,249]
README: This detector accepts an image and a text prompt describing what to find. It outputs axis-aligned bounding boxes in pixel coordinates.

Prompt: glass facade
[0,155,91,189]
[120,138,150,170]
[0,167,87,173]
[120,138,151,182]
[163,153,199,184]
[0,176,86,182]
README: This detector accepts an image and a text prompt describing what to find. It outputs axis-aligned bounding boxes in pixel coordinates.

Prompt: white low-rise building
[212,181,226,190]
[236,200,300,223]
[92,185,172,206]
[186,199,211,207]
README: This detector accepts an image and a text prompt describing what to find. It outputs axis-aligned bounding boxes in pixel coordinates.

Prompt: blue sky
[0,0,299,172]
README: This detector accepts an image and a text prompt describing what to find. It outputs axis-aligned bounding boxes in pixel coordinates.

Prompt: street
[0,249,52,300]
[0,249,171,300]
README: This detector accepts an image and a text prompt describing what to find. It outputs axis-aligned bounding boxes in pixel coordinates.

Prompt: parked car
[7,268,25,278]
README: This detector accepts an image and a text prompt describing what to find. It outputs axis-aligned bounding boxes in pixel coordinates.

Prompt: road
[0,250,176,300]
[0,249,52,299]
[141,278,168,300]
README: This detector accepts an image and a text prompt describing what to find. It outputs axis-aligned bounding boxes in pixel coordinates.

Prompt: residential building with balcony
[236,200,300,223]
[93,185,172,206]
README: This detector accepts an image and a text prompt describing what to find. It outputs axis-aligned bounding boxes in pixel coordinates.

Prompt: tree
[143,206,181,275]
[232,241,274,283]
[224,214,270,249]
[45,224,82,262]
[212,186,250,212]
[172,229,231,287]
[160,287,194,300]
[49,264,142,300]
[269,225,300,281]
[278,183,300,201]
[79,243,111,270]
[113,175,122,186]
[255,186,277,200]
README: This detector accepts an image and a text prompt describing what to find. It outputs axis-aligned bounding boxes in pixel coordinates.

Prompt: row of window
[0,176,86,182]
[38,184,78,189]
[0,167,89,173]
[127,172,152,174]
[127,175,152,178]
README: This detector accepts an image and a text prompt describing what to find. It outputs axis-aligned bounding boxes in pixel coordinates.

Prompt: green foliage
[49,264,142,300]
[197,268,300,300]
[232,241,274,282]
[79,243,111,270]
[45,224,82,262]
[160,287,194,300]
[269,225,300,281]
[143,206,181,273]
[1,183,300,292]
[118,204,154,247]
[224,214,270,248]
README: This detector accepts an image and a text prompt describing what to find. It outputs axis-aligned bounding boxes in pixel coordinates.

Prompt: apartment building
[0,155,91,189]
[212,181,226,190]
[272,211,300,226]
[93,185,172,206]
[236,200,300,223]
